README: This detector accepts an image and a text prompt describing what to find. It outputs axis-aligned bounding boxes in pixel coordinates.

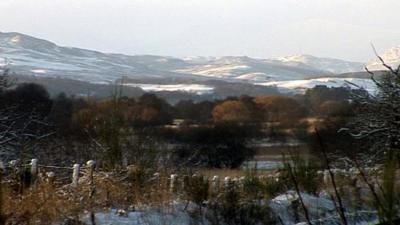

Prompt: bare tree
[340,48,400,223]
[0,67,54,160]
[340,47,400,163]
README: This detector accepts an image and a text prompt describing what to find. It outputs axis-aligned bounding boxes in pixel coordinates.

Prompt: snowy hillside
[275,54,364,74]
[0,32,197,83]
[259,77,376,94]
[175,56,329,82]
[124,83,214,95]
[0,31,389,94]
[1,32,365,81]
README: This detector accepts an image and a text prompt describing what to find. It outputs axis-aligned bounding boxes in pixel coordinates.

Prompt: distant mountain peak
[0,31,369,85]
[0,31,57,51]
[273,54,364,74]
[367,46,400,71]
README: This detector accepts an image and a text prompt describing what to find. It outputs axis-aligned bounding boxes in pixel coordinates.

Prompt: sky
[0,0,399,62]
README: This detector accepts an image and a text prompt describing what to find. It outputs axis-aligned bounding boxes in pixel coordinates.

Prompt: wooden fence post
[224,176,232,189]
[323,170,330,186]
[238,176,245,189]
[211,175,219,193]
[86,160,96,225]
[153,172,160,188]
[72,164,80,187]
[170,174,178,193]
[30,159,38,186]
[9,160,19,176]
[46,171,55,186]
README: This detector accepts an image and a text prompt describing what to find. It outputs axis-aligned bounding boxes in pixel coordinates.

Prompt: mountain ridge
[1,31,399,95]
[0,31,368,84]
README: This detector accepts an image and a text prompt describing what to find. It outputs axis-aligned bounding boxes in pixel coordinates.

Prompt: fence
[0,158,258,193]
[0,158,380,192]
[0,158,388,225]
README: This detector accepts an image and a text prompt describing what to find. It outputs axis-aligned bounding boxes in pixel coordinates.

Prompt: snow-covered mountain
[175,56,332,82]
[0,32,197,83]
[274,54,364,74]
[2,31,395,95]
[367,46,400,71]
[0,32,367,84]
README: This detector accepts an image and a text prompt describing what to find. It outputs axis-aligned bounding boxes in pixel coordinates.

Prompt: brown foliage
[212,100,252,122]
[253,95,306,122]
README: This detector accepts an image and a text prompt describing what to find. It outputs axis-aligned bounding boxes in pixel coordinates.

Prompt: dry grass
[2,183,81,225]
[0,161,397,225]
[0,169,174,224]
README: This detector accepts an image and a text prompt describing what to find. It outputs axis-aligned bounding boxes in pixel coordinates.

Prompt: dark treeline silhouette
[0,75,368,168]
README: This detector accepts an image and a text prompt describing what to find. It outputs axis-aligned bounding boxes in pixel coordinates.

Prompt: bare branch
[371,44,398,76]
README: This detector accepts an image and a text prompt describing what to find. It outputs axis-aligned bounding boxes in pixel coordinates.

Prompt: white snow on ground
[85,195,378,225]
[258,78,376,94]
[85,209,193,225]
[270,191,378,225]
[83,202,208,225]
[124,83,214,95]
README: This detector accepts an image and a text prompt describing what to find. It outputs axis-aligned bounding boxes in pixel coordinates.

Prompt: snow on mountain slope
[367,46,400,71]
[175,56,329,82]
[0,31,382,95]
[0,32,195,82]
[259,77,376,94]
[124,83,214,95]
[0,32,367,84]
[275,54,365,74]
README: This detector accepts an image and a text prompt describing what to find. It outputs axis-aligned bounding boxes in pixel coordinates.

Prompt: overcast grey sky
[0,0,399,62]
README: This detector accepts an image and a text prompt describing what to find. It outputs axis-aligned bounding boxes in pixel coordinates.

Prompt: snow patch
[125,83,214,95]
[0,58,6,67]
[10,36,20,44]
[270,191,378,225]
[259,78,376,93]
[30,69,47,74]
[176,64,251,78]
[83,202,207,225]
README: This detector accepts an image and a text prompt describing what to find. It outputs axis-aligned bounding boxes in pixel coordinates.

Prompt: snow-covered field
[84,194,378,225]
[124,83,214,95]
[270,191,378,225]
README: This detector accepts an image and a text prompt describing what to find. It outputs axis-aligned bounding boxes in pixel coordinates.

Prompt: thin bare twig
[286,162,312,225]
[315,128,348,225]
[371,44,398,76]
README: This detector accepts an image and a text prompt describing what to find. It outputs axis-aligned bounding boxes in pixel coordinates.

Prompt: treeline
[0,79,366,168]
